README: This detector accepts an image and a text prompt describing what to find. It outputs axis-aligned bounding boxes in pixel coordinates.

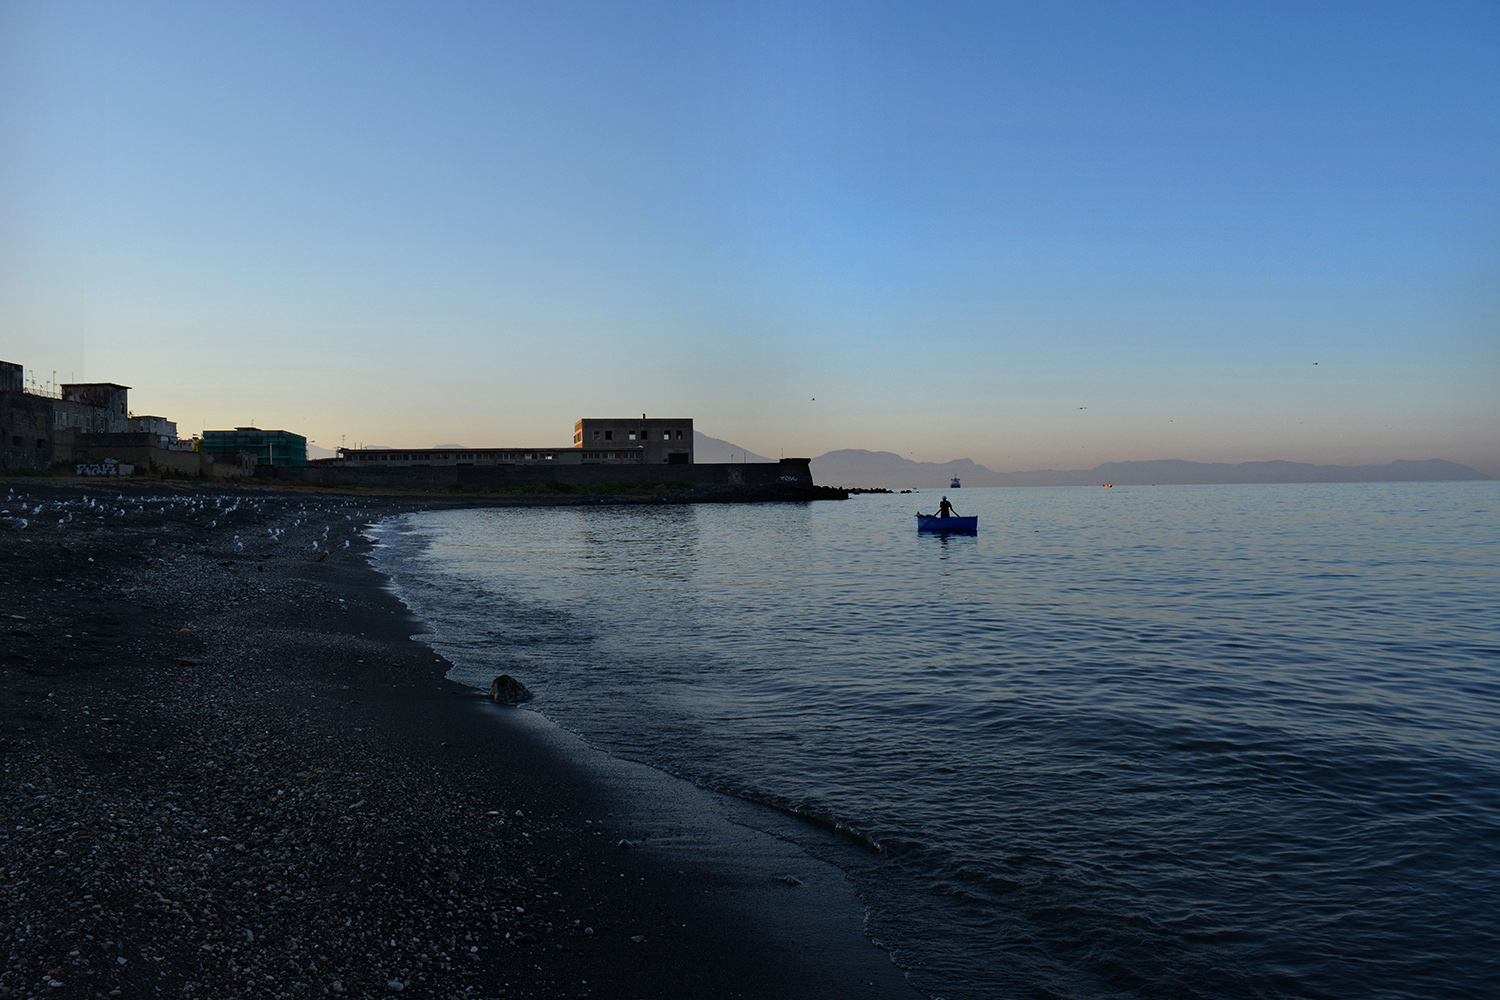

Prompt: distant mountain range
[808,450,1490,488]
[694,432,772,464]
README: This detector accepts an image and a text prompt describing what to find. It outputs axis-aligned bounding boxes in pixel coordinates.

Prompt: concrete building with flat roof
[128,415,178,441]
[2,388,54,471]
[2,362,140,470]
[55,383,131,435]
[574,416,692,464]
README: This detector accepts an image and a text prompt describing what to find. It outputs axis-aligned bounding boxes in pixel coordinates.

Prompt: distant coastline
[808,451,1491,489]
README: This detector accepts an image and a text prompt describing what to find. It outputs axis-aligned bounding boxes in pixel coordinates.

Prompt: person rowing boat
[915,500,978,532]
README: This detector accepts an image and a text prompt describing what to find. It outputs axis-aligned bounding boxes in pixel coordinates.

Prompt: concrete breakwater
[254,456,844,499]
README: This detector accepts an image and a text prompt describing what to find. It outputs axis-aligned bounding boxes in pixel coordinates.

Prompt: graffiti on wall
[75,458,135,477]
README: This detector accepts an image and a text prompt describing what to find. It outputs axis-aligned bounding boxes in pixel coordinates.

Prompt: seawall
[255,457,833,495]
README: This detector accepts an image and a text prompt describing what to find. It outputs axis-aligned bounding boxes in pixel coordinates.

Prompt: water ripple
[375,482,1500,1000]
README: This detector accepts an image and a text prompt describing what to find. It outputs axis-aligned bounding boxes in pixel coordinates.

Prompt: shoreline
[1,479,915,999]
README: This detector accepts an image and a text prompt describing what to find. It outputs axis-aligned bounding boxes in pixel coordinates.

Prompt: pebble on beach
[0,486,604,999]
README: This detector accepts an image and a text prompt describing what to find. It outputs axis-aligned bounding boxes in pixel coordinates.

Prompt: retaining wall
[258,458,816,491]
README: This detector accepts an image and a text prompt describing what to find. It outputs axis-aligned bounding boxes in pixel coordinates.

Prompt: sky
[2,1,1497,473]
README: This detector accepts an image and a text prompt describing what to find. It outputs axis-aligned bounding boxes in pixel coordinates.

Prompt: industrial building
[574,416,693,464]
[335,416,693,468]
[339,447,579,468]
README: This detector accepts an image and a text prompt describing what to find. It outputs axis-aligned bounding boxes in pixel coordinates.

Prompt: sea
[370,482,1500,1000]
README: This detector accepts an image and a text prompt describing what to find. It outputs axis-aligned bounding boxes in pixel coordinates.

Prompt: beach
[0,481,914,1000]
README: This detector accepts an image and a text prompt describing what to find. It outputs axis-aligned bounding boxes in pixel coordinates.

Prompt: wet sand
[0,480,918,999]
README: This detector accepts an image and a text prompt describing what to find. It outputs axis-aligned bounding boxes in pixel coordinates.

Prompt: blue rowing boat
[916,514,978,533]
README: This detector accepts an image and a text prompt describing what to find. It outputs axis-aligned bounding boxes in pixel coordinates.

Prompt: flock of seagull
[1,487,366,554]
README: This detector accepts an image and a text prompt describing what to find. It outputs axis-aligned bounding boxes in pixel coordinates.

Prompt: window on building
[676,430,684,440]
[662,431,670,440]
[628,431,636,440]
[604,430,613,440]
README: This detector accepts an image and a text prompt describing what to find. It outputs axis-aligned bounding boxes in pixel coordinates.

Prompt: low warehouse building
[335,416,692,468]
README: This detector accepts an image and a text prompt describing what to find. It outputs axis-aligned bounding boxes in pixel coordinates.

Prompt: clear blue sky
[3,1,1496,472]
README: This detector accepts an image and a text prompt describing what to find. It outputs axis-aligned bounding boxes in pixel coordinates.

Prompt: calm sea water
[372,483,1500,999]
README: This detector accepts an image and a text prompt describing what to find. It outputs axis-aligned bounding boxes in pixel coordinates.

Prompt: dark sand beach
[1,481,916,999]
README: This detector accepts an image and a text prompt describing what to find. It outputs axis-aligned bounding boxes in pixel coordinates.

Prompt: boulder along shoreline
[1,480,916,1000]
